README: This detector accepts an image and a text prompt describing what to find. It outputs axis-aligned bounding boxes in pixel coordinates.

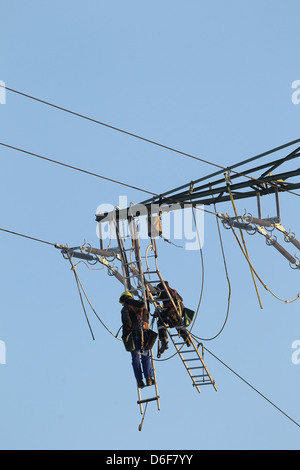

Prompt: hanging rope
[67,255,123,341]
[68,255,95,340]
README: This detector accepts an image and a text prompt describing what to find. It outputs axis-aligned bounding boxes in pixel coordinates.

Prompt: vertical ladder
[114,213,161,418]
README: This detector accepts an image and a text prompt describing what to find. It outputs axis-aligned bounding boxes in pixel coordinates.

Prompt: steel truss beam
[96,143,300,222]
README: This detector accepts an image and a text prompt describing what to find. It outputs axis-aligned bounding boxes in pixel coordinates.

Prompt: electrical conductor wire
[2,84,300,197]
[204,346,300,429]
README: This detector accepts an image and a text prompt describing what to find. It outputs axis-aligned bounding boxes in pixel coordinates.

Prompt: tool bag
[122,331,136,352]
[183,307,195,327]
[143,329,158,351]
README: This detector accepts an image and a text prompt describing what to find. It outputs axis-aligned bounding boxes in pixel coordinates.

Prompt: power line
[0,142,156,196]
[4,84,300,189]
[204,346,300,429]
[1,84,224,170]
[0,227,55,246]
[0,141,218,218]
[0,84,300,196]
[0,225,123,342]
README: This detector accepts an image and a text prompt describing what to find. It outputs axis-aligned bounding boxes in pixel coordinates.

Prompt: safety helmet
[157,281,169,290]
[119,291,133,304]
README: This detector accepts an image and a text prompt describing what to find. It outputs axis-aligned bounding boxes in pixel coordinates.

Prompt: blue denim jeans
[130,340,153,381]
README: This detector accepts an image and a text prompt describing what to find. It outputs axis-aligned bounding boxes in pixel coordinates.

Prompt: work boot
[137,380,145,389]
[179,329,191,347]
[146,377,155,386]
[159,338,169,355]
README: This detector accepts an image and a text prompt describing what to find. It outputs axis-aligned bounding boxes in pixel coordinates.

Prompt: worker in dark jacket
[119,291,155,389]
[155,281,191,355]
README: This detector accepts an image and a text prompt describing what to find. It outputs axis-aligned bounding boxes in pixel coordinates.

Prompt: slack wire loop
[67,255,122,342]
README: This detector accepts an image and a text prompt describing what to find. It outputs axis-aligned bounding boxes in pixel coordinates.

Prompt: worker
[155,281,191,355]
[119,291,155,389]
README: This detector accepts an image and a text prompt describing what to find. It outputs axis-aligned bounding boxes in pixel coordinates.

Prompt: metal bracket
[256,189,281,224]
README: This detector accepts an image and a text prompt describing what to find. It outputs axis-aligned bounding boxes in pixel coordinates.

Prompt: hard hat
[157,281,169,289]
[119,291,133,303]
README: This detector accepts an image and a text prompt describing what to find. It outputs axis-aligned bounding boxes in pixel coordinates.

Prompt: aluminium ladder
[114,213,161,420]
[167,330,218,393]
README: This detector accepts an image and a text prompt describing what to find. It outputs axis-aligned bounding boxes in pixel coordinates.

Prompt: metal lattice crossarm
[96,142,300,223]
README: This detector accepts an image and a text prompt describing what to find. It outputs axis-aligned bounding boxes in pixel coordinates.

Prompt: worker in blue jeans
[119,291,155,389]
[131,339,154,388]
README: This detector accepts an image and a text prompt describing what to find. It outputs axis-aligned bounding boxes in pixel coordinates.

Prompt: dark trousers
[157,307,182,340]
[130,339,153,381]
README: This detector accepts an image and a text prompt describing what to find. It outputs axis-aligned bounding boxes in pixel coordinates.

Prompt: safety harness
[164,286,183,313]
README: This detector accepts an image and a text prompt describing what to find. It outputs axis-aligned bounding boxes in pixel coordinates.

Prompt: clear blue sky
[1,0,300,450]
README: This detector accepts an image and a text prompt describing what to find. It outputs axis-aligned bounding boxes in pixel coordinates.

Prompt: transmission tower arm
[96,144,300,223]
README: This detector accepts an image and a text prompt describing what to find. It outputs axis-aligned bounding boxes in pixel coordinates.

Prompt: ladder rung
[193,377,210,383]
[193,382,213,386]
[137,396,160,405]
[188,366,205,370]
[184,358,201,362]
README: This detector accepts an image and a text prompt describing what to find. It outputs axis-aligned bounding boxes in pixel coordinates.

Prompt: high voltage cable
[0,226,122,342]
[0,227,55,246]
[0,141,218,218]
[2,84,300,197]
[1,84,224,169]
[204,346,300,429]
[0,142,155,196]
